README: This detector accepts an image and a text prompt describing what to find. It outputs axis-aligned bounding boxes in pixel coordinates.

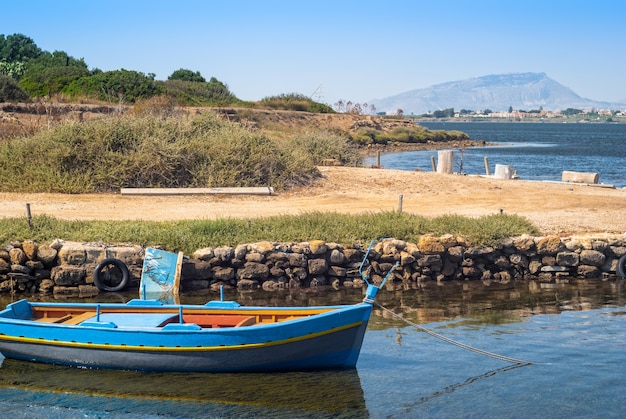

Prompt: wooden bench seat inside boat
[35,312,95,324]
[63,312,99,324]
[182,314,256,328]
[36,314,73,323]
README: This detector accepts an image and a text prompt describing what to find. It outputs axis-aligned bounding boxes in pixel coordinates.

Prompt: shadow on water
[397,363,528,416]
[0,358,367,418]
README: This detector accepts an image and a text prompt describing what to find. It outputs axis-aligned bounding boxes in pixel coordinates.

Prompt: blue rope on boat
[359,237,400,289]
[360,237,400,303]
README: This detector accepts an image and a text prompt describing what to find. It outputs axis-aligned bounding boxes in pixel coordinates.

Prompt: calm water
[1,279,626,418]
[365,122,626,188]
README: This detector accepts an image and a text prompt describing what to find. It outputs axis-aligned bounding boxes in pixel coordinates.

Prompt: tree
[562,108,582,116]
[433,108,454,118]
[0,33,41,62]
[168,68,206,83]
[25,50,88,72]
[350,103,363,115]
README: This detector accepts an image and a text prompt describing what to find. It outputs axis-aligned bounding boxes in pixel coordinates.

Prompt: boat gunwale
[0,319,365,352]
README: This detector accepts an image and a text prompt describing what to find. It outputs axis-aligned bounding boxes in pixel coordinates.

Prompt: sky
[3,0,626,106]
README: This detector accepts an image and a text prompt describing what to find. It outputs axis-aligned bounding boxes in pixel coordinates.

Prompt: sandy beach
[0,166,624,236]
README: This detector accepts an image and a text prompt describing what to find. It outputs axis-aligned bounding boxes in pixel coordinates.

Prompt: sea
[2,279,626,418]
[365,121,626,188]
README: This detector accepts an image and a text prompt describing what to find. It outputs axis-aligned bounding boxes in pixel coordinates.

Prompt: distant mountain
[371,72,626,115]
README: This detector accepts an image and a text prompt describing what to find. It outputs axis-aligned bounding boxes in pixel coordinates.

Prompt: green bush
[259,93,334,113]
[168,68,206,83]
[288,131,359,167]
[63,69,161,103]
[0,74,28,101]
[159,78,237,106]
[349,125,469,146]
[19,65,89,97]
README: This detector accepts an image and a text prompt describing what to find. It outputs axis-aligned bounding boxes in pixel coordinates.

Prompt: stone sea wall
[1,235,625,298]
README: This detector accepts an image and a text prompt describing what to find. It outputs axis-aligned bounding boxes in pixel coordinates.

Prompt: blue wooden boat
[0,241,397,372]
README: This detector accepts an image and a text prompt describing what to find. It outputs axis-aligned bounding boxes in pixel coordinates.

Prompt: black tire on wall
[618,254,626,279]
[93,258,130,292]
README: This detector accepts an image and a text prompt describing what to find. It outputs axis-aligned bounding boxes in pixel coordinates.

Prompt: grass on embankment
[0,212,539,255]
[0,111,360,193]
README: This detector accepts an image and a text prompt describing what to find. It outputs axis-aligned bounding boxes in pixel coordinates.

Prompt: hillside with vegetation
[0,33,472,194]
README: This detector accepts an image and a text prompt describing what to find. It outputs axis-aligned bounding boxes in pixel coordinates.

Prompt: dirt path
[1,166,624,236]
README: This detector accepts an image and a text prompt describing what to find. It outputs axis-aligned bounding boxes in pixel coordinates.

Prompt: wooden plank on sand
[121,187,274,196]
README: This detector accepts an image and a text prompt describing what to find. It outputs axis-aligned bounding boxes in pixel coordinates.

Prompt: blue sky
[3,0,626,105]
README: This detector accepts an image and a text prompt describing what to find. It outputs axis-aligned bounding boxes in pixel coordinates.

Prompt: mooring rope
[374,302,533,365]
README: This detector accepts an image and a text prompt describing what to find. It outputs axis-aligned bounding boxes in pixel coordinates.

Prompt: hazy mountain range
[371,72,626,115]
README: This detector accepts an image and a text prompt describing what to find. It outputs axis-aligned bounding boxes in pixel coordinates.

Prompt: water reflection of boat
[0,357,368,417]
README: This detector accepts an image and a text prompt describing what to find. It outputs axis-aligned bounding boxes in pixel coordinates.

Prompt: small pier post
[436,150,454,174]
[26,203,32,229]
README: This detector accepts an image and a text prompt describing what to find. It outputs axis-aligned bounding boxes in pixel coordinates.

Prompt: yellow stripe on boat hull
[0,321,363,352]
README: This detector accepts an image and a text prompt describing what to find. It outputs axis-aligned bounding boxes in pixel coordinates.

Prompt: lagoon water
[365,122,626,188]
[1,279,626,418]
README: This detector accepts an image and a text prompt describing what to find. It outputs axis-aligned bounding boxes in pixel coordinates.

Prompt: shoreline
[0,166,624,236]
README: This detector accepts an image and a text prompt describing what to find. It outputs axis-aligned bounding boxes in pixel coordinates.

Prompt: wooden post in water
[430,156,436,172]
[436,150,454,174]
[484,157,491,176]
[376,151,381,168]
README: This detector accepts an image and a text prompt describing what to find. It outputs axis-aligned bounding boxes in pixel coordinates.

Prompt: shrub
[159,78,237,106]
[259,93,334,113]
[0,74,28,101]
[19,65,89,97]
[63,69,161,103]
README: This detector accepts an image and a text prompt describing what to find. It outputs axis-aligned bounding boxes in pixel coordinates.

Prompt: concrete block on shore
[562,170,599,184]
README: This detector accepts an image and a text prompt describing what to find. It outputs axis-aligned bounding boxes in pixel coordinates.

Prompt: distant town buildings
[464,108,625,119]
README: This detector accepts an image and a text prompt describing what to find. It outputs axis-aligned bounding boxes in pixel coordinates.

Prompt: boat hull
[0,321,367,372]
